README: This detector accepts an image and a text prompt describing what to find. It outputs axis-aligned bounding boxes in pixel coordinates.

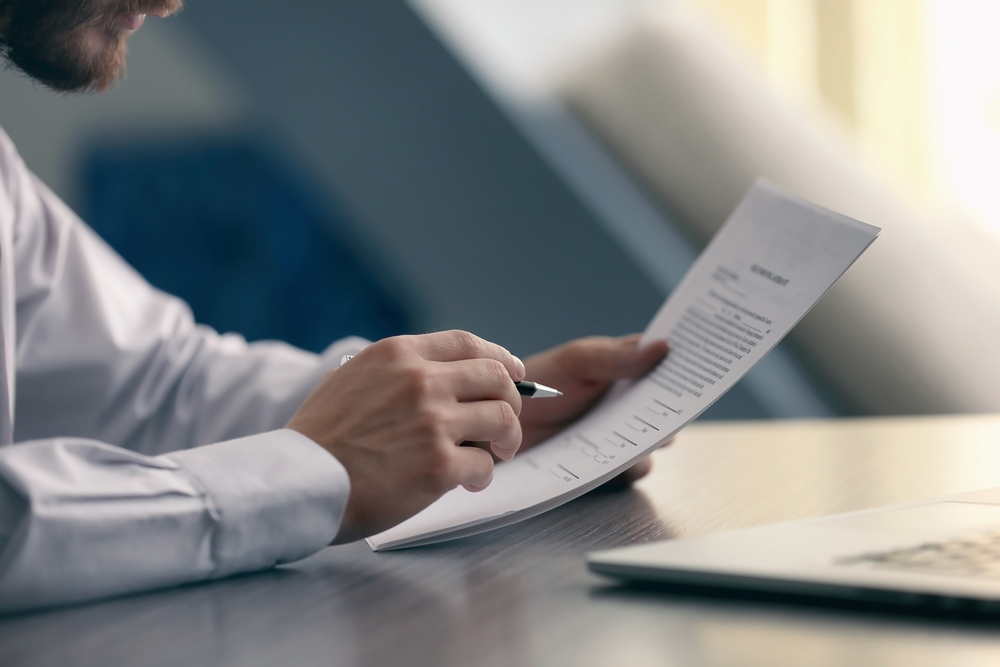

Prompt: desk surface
[6,415,1000,666]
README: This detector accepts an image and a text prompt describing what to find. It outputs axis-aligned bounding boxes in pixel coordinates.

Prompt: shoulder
[0,124,16,155]
[0,126,20,233]
[0,124,23,178]
[0,123,73,254]
[0,124,30,212]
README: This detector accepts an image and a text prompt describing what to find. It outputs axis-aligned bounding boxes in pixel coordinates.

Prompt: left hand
[517,334,670,485]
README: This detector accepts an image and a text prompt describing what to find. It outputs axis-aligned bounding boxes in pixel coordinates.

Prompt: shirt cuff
[167,429,348,577]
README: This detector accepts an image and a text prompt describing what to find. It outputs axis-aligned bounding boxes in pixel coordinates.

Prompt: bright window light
[926,0,1000,231]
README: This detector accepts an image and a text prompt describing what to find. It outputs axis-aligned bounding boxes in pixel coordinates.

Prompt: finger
[559,335,669,382]
[621,456,653,482]
[448,445,495,492]
[599,456,654,492]
[442,358,522,412]
[626,338,670,378]
[411,330,525,381]
[461,441,512,469]
[450,400,522,460]
[608,436,676,487]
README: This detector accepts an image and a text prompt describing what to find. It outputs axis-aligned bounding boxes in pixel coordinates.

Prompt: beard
[0,0,183,93]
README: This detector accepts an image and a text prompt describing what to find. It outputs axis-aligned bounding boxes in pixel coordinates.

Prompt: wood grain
[5,415,1000,667]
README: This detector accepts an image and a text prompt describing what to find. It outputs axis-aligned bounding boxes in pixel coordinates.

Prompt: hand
[517,334,670,484]
[286,331,525,543]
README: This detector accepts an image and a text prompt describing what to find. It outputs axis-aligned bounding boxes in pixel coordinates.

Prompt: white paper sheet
[367,181,880,551]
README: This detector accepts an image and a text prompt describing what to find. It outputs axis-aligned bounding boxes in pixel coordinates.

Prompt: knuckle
[572,336,607,357]
[511,392,523,417]
[496,400,518,432]
[423,439,449,470]
[485,359,509,385]
[424,447,458,494]
[560,339,590,365]
[583,336,612,350]
[401,365,435,400]
[566,336,615,373]
[413,404,448,441]
[450,329,484,357]
[371,335,409,361]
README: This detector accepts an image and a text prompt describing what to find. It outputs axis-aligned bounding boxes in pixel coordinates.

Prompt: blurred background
[2,0,999,421]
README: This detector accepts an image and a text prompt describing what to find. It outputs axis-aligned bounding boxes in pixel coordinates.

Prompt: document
[367,181,880,551]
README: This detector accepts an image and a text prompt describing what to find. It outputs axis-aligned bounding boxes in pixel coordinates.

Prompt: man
[0,0,667,612]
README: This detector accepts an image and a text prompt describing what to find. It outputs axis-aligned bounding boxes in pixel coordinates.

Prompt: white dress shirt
[0,126,363,613]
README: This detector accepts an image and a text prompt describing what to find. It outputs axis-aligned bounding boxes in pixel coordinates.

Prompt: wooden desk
[5,415,1000,666]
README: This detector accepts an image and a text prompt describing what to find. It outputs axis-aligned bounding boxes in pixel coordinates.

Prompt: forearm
[0,430,347,613]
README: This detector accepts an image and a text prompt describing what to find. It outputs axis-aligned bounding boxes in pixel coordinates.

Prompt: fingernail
[512,355,526,378]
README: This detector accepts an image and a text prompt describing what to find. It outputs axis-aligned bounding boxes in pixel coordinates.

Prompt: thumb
[622,337,669,379]
[560,335,668,382]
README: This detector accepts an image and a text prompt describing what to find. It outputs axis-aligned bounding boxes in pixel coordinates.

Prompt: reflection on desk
[5,415,1000,667]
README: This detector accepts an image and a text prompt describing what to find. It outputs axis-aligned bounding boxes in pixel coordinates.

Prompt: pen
[341,355,562,398]
[514,381,562,398]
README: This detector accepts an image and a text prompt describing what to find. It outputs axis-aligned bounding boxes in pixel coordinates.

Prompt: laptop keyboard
[836,531,1000,579]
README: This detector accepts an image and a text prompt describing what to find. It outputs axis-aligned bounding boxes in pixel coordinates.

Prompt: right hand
[286,330,525,544]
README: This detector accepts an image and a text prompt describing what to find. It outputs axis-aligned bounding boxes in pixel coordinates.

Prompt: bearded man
[0,1,666,612]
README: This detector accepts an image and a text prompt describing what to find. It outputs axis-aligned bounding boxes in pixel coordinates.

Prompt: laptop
[588,487,1000,612]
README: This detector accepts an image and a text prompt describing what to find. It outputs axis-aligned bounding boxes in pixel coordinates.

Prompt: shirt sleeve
[11,165,370,452]
[0,428,349,613]
[0,129,364,612]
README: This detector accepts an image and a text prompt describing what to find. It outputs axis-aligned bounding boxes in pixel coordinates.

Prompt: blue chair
[80,137,413,353]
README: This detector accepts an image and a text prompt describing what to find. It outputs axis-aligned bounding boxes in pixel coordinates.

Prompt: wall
[0,19,247,207]
[0,1,777,418]
[173,0,677,356]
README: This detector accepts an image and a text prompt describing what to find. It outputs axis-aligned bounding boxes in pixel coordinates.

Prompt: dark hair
[0,0,182,92]
[0,0,113,92]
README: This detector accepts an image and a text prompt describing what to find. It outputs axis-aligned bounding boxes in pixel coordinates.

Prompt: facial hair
[0,0,183,93]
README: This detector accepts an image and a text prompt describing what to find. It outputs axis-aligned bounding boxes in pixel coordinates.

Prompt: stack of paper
[368,181,880,551]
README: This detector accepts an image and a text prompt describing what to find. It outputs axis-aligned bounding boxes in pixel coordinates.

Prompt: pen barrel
[514,381,561,398]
